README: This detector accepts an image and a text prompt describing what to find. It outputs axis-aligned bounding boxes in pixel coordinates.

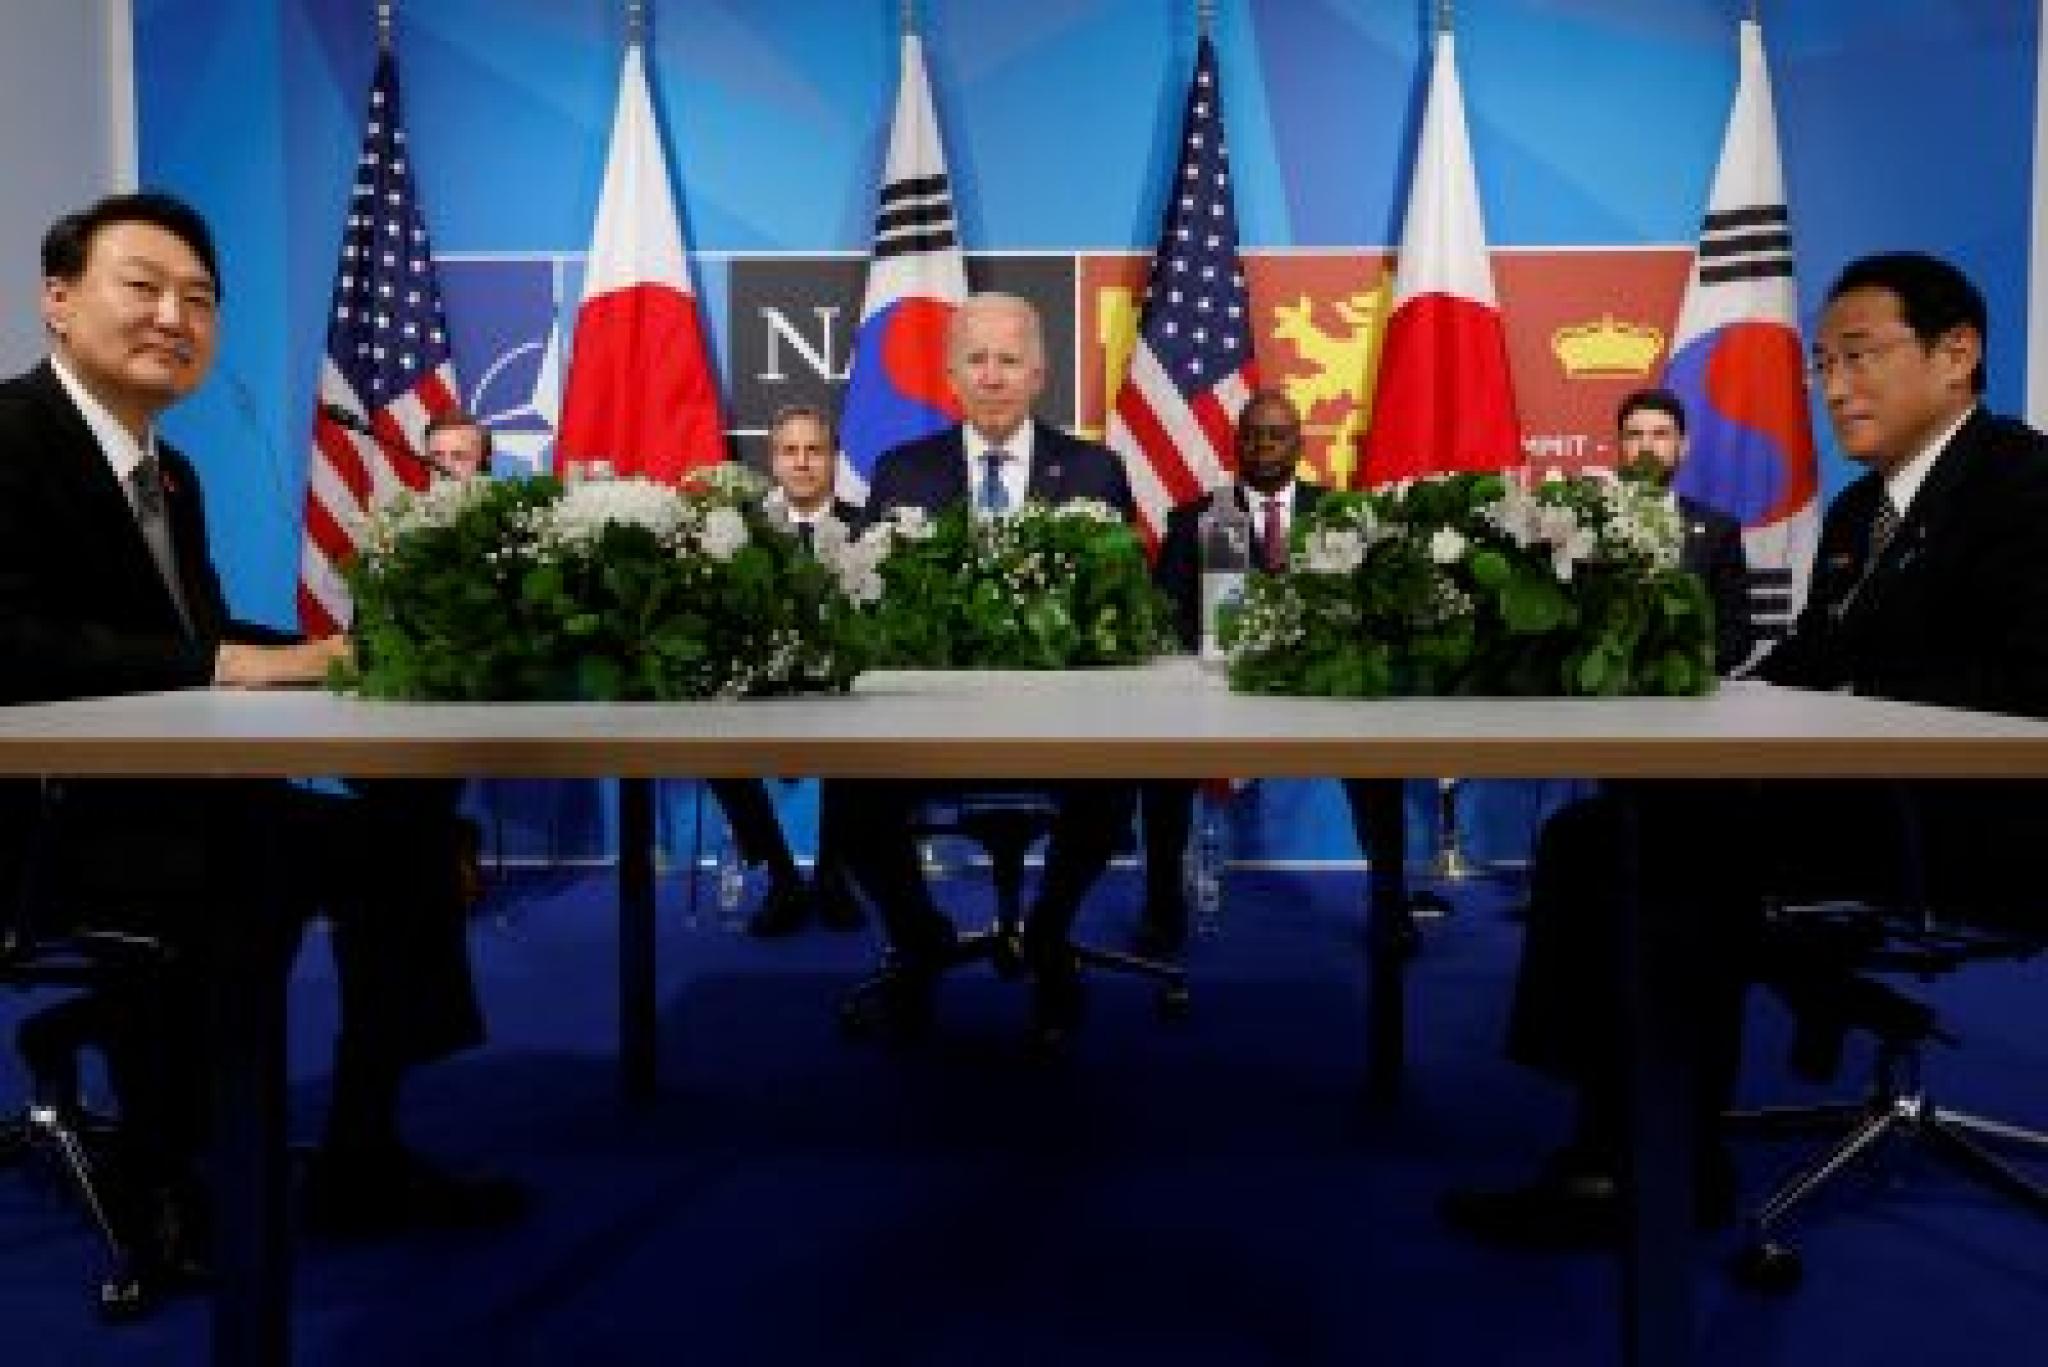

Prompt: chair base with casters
[4,778,188,1321]
[0,989,166,1321]
[840,797,1189,1042]
[1725,904,2048,1293]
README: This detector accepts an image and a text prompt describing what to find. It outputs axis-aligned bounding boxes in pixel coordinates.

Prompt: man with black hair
[1142,388,1413,957]
[1443,252,2048,1248]
[1613,385,1754,675]
[0,193,522,1277]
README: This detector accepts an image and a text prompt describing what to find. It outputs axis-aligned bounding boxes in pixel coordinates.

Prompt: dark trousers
[37,777,484,1167]
[708,778,848,886]
[1501,781,1937,1153]
[1139,778,1409,911]
[822,779,1137,961]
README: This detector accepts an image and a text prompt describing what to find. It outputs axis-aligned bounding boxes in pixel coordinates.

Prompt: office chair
[0,778,177,1320]
[840,789,1189,1042]
[1724,788,2048,1292]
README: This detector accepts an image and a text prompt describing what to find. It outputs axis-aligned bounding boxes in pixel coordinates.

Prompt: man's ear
[41,276,72,339]
[1937,325,1983,390]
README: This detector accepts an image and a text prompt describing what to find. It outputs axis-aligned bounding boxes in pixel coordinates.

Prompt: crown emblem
[1551,314,1664,379]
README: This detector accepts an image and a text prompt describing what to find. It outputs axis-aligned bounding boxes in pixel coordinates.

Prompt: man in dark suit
[0,193,520,1264]
[1444,252,2048,1247]
[730,401,862,936]
[1141,389,1412,956]
[835,292,1139,1052]
[1615,386,1754,675]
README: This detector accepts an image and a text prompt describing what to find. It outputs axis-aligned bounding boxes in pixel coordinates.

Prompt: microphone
[318,402,452,478]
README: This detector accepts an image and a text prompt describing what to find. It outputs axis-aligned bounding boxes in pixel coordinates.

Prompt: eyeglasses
[1809,333,1921,383]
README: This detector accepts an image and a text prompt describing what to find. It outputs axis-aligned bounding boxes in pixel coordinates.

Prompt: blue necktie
[980,449,1011,516]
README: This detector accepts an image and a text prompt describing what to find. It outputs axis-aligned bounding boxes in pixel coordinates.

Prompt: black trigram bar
[1702,204,1789,234]
[879,173,950,206]
[872,228,958,260]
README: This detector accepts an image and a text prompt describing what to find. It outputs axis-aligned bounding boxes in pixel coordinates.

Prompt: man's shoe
[745,876,811,938]
[302,1147,528,1240]
[1441,1145,1740,1250]
[1440,1157,1624,1250]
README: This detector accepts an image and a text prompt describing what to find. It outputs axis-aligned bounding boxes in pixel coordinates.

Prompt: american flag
[297,49,460,636]
[1106,36,1257,547]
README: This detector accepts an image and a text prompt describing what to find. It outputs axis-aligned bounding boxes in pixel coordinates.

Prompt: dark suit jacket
[1759,409,2048,716]
[1756,408,2048,918]
[0,361,289,705]
[1154,481,1326,652]
[864,420,1137,525]
[1678,494,1753,676]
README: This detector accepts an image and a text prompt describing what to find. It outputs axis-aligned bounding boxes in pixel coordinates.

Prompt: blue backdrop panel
[130,0,2038,868]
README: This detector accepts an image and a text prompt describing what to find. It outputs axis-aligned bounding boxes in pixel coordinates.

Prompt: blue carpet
[2,864,2044,1365]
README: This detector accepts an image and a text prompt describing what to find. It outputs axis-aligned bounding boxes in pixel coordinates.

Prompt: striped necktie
[132,453,195,636]
[980,449,1011,516]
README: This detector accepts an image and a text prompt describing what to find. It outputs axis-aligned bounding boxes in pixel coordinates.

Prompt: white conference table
[6,660,2048,1367]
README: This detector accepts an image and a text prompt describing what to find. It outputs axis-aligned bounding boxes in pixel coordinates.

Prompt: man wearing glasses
[1443,251,2048,1249]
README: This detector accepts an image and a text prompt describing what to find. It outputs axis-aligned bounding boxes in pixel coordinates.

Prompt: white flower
[690,461,768,501]
[698,505,749,561]
[1057,497,1122,524]
[365,476,488,551]
[886,505,934,540]
[541,477,689,550]
[1428,527,1468,564]
[1301,527,1366,575]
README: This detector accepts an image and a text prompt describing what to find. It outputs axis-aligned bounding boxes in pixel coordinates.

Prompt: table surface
[4,661,2048,780]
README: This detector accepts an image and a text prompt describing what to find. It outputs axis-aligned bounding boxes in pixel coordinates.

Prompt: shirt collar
[1885,405,1973,520]
[50,353,155,486]
[1245,479,1297,511]
[963,420,1035,467]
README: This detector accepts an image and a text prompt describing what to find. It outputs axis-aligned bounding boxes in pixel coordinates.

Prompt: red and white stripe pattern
[297,49,460,636]
[1106,36,1258,546]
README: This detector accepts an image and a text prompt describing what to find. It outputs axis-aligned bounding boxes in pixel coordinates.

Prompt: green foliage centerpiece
[341,466,866,700]
[1224,470,1715,697]
[856,500,1173,668]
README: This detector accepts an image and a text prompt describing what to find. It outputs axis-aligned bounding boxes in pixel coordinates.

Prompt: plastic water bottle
[715,836,748,929]
[1190,792,1226,937]
[1198,493,1250,668]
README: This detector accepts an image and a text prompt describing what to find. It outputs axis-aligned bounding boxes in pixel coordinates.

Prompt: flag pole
[375,0,392,49]
[1196,0,1213,39]
[1436,0,1453,35]
[626,0,646,47]
[901,0,916,35]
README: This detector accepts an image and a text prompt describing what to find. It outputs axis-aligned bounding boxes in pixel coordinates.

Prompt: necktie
[132,453,195,635]
[796,521,815,555]
[1260,495,1288,572]
[1868,491,1902,565]
[980,449,1011,516]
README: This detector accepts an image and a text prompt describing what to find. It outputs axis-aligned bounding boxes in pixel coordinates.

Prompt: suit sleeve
[1705,517,1755,676]
[864,445,909,523]
[0,442,216,702]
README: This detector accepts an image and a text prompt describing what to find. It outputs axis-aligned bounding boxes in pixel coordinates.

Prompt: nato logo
[439,257,580,476]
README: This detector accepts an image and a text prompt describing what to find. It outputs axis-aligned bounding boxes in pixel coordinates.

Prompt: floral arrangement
[340,465,867,701]
[855,499,1174,668]
[1224,470,1715,697]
